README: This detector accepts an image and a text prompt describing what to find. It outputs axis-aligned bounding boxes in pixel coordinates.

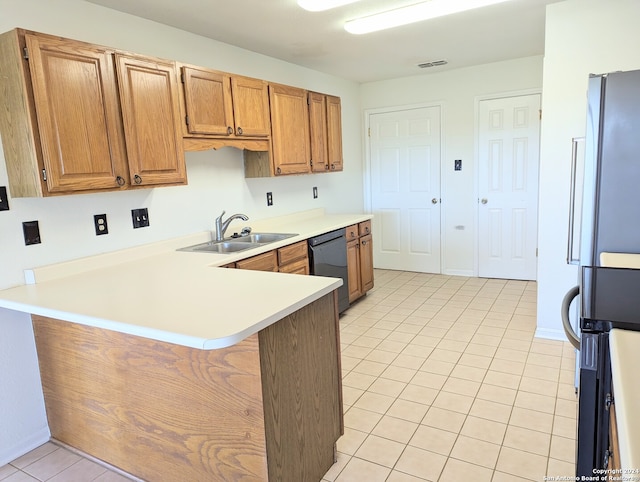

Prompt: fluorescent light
[297,0,362,12]
[345,0,513,34]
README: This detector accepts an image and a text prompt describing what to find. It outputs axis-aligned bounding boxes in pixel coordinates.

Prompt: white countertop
[0,209,372,350]
[609,329,640,469]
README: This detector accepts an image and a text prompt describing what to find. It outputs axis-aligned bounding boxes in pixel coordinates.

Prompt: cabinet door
[360,233,374,293]
[347,239,362,302]
[116,54,186,187]
[25,34,128,193]
[326,95,343,172]
[236,250,278,272]
[279,258,309,275]
[308,92,328,173]
[231,76,271,137]
[181,66,234,136]
[268,84,311,175]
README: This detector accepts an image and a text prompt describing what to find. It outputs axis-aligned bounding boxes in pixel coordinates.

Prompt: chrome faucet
[214,210,249,241]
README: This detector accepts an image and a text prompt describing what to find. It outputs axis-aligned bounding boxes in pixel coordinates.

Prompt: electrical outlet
[23,220,41,245]
[0,186,9,211]
[266,192,273,206]
[94,214,108,235]
[313,187,318,199]
[131,208,149,228]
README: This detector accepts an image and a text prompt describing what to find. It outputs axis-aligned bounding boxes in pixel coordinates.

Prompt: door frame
[363,102,445,271]
[473,89,542,278]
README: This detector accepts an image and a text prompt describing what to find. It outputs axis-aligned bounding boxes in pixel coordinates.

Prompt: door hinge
[539,109,542,120]
[180,72,185,83]
[368,127,371,137]
[23,46,29,60]
[536,248,538,257]
[41,168,47,181]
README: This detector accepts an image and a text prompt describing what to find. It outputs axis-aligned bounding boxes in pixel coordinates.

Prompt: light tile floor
[1,270,578,482]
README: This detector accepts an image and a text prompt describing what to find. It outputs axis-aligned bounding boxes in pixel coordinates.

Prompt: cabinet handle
[134,174,142,184]
[116,176,125,186]
[227,126,233,135]
[237,126,243,135]
[276,167,281,175]
[325,164,329,170]
[365,227,370,234]
[331,163,336,170]
[361,239,367,246]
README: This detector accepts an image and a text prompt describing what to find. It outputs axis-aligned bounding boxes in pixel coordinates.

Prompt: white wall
[0,0,363,464]
[360,57,543,276]
[536,0,640,340]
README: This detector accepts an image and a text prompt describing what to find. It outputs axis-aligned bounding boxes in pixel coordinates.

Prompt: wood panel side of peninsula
[31,291,343,481]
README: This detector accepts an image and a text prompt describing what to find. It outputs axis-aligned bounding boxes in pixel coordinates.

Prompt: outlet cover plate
[131,208,149,228]
[266,192,273,206]
[94,214,109,235]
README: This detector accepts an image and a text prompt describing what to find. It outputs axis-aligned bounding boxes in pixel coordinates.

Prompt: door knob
[481,198,488,204]
[431,198,438,204]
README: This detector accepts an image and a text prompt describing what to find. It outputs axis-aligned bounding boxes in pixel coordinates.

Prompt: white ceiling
[85,0,564,83]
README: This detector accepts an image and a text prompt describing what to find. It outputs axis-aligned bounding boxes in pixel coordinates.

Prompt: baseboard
[535,327,568,342]
[0,426,50,466]
[443,269,474,277]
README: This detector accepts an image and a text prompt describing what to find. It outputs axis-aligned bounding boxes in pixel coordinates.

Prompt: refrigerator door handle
[567,137,585,265]
[561,285,581,349]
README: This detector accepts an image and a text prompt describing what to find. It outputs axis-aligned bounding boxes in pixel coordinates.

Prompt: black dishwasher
[308,228,350,313]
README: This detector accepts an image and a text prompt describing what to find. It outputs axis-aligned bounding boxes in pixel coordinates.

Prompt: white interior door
[369,106,442,273]
[478,94,540,280]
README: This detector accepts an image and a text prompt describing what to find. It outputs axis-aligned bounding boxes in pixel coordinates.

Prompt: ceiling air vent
[417,59,448,68]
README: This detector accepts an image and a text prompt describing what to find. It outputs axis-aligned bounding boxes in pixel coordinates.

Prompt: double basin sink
[179,233,298,254]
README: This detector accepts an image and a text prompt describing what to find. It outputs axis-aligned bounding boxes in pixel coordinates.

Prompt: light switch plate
[23,220,41,245]
[0,186,9,211]
[131,208,149,228]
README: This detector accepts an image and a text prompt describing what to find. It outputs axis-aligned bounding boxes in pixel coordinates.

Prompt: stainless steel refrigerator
[563,69,640,475]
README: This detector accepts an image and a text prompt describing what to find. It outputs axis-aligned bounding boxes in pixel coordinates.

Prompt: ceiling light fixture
[344,0,513,34]
[297,0,361,12]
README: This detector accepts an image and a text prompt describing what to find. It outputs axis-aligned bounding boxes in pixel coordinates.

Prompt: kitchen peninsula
[0,210,372,481]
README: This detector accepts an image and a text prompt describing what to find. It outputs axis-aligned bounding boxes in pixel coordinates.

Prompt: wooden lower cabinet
[608,392,621,470]
[346,221,374,303]
[234,242,309,274]
[31,291,343,482]
[278,240,309,274]
[347,238,362,302]
[235,250,278,272]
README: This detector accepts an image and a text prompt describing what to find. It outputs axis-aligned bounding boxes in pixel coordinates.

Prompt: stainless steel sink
[178,233,298,254]
[183,241,261,253]
[228,233,298,244]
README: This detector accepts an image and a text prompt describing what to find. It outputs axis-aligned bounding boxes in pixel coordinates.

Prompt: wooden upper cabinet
[0,29,186,196]
[24,34,129,194]
[309,92,329,173]
[181,66,234,136]
[326,95,343,172]
[230,76,271,137]
[308,91,343,173]
[115,54,186,187]
[268,83,311,176]
[180,65,270,139]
